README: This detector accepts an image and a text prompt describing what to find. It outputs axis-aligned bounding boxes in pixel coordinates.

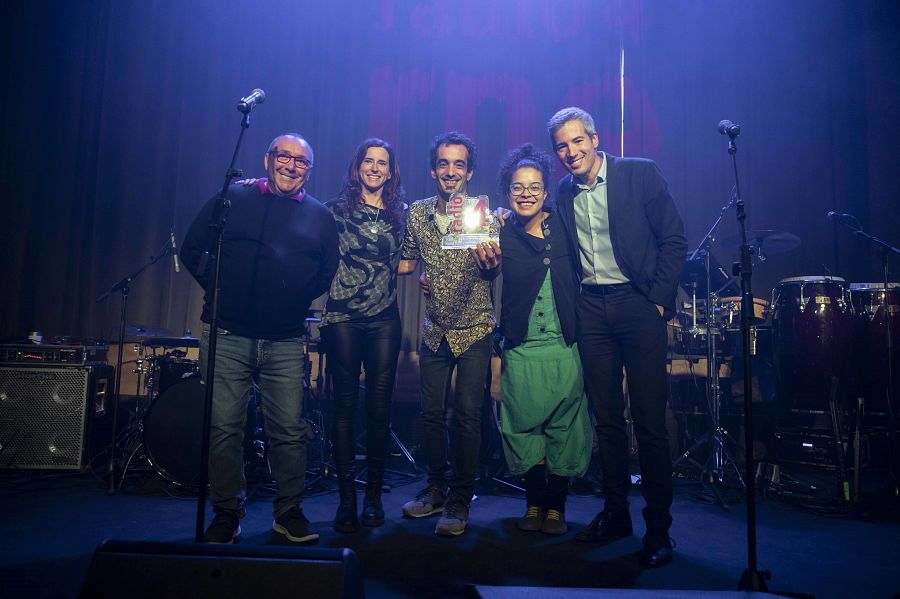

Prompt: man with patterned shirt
[399,131,501,536]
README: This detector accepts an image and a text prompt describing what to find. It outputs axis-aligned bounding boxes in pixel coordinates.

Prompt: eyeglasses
[269,151,313,171]
[509,183,545,197]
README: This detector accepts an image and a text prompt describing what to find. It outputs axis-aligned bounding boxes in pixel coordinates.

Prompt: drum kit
[117,317,326,490]
[114,328,204,488]
[670,228,899,502]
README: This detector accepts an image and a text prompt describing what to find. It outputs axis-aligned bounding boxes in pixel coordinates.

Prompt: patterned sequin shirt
[401,196,496,356]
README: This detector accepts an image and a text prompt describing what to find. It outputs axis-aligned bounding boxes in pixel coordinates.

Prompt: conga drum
[849,283,900,417]
[772,276,853,411]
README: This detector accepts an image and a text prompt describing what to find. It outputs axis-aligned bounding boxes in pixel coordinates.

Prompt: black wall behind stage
[1,1,898,346]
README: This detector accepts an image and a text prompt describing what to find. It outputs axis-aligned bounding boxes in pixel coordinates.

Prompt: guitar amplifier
[0,364,115,470]
[0,343,108,366]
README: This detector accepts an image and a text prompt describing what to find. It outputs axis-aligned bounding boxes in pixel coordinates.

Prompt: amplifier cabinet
[0,364,114,470]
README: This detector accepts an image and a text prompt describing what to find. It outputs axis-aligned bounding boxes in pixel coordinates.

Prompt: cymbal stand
[95,237,177,496]
[674,192,745,506]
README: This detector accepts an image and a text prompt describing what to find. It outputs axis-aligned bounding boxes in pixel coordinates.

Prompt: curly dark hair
[496,143,553,208]
[337,138,406,227]
[429,131,477,173]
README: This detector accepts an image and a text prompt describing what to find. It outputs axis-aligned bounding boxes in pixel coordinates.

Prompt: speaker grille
[0,367,92,469]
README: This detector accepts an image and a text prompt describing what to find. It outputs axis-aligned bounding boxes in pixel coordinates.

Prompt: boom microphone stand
[718,120,770,592]
[95,238,177,495]
[193,95,260,543]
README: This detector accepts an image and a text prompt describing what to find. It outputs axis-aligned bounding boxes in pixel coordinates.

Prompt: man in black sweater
[181,133,339,544]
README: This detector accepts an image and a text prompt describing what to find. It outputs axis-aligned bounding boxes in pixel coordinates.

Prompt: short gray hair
[547,107,596,145]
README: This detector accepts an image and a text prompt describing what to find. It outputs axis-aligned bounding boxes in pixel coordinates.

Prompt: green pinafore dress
[499,270,591,477]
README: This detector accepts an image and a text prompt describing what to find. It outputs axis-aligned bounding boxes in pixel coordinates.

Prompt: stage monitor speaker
[79,540,365,599]
[466,585,782,598]
[0,364,114,470]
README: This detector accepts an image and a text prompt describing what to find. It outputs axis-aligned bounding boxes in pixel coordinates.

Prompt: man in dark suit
[548,107,686,567]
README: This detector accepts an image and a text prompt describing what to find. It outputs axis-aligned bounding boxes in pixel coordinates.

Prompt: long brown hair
[338,138,406,227]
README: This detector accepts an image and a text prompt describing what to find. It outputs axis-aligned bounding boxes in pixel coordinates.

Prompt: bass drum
[772,276,853,412]
[142,375,204,487]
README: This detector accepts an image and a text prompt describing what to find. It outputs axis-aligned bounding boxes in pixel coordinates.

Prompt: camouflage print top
[401,196,496,356]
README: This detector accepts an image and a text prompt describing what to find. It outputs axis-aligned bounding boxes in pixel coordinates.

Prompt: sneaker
[273,506,319,543]
[517,505,543,532]
[541,509,567,535]
[204,513,241,544]
[402,485,446,518]
[434,496,469,536]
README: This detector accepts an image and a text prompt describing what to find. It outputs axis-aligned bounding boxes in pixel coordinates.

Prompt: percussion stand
[674,196,745,506]
[303,325,339,492]
[834,218,900,486]
[352,382,421,489]
[95,238,177,496]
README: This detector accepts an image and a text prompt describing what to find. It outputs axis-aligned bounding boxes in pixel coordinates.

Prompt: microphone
[237,88,266,113]
[170,229,181,273]
[718,119,741,137]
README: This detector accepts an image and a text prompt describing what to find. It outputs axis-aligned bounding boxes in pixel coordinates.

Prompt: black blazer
[555,153,687,319]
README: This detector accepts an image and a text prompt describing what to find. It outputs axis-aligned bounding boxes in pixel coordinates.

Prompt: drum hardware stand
[674,191,746,507]
[303,326,339,493]
[244,382,273,488]
[351,382,421,490]
[831,215,900,490]
[95,237,179,496]
[193,105,253,542]
[476,358,525,495]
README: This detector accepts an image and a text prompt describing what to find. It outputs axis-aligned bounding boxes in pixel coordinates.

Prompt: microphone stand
[723,131,770,592]
[95,239,176,495]
[194,110,251,543]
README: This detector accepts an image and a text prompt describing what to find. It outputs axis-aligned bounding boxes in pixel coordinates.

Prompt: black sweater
[498,211,579,350]
[181,182,339,339]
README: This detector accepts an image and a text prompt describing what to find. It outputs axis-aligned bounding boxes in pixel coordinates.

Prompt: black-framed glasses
[269,151,313,171]
[509,183,545,196]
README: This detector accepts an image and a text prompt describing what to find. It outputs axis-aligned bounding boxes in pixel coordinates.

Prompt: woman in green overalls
[497,144,592,535]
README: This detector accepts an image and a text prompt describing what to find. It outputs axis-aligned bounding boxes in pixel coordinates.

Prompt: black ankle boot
[361,459,385,526]
[333,471,359,533]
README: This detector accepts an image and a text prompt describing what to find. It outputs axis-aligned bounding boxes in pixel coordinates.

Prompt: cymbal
[117,324,175,338]
[720,229,800,255]
[143,336,200,349]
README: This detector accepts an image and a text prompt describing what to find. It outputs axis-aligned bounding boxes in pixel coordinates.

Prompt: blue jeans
[200,323,312,518]
[418,333,492,502]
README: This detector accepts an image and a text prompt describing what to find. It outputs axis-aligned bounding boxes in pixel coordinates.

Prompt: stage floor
[1,465,899,599]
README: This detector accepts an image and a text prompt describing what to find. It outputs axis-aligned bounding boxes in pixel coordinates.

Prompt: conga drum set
[672,266,898,503]
[771,277,899,419]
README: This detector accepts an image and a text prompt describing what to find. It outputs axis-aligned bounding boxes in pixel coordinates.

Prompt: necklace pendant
[370,226,379,234]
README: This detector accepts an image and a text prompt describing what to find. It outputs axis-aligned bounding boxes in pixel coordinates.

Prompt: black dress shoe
[639,536,673,567]
[574,511,633,544]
